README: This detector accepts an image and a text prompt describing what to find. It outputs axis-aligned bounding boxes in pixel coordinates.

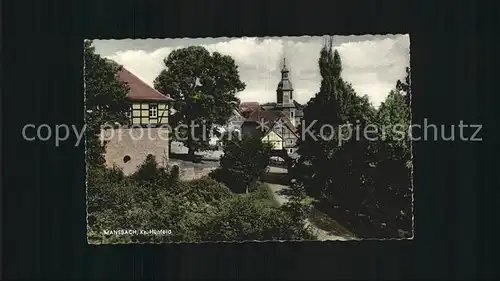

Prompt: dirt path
[265,182,349,241]
[266,183,290,206]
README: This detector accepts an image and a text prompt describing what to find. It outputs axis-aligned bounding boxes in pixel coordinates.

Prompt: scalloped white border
[84,34,414,244]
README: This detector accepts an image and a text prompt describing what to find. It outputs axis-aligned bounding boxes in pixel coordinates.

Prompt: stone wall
[168,158,219,181]
[176,166,218,181]
[100,127,169,175]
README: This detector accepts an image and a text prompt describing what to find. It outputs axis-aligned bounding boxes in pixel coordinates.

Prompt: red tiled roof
[246,108,280,123]
[116,67,173,102]
[244,107,297,135]
[240,102,260,108]
[239,102,262,118]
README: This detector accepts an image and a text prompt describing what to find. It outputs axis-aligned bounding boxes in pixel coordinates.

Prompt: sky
[92,34,410,107]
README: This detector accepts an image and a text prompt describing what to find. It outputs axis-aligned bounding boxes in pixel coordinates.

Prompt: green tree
[341,82,376,125]
[293,36,412,238]
[281,179,309,223]
[393,66,412,162]
[84,40,130,167]
[211,134,272,194]
[295,36,346,197]
[319,37,342,96]
[396,66,411,107]
[376,89,411,162]
[153,46,246,158]
[371,83,412,237]
[317,79,412,238]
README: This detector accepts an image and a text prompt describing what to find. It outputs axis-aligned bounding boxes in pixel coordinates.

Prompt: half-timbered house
[100,65,174,175]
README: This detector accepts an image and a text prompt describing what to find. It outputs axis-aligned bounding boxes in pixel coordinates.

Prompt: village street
[266,167,349,241]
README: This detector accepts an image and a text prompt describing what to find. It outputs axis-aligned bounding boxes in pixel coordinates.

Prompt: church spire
[281,56,289,78]
[277,55,293,105]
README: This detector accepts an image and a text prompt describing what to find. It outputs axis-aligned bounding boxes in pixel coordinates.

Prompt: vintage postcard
[84,34,413,244]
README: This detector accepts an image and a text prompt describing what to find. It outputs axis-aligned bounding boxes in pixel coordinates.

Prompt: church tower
[276,58,297,126]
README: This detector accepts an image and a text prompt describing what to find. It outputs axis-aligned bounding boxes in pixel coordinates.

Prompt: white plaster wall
[100,127,169,175]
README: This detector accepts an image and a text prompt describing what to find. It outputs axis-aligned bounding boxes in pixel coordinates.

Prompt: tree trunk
[186,134,195,160]
[187,147,195,157]
[167,136,172,156]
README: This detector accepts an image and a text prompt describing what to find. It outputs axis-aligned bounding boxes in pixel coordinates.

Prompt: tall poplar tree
[294,36,345,197]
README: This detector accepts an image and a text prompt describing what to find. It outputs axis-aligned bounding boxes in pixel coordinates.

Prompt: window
[149,104,158,118]
[123,155,131,163]
[290,111,294,118]
[283,93,289,104]
[289,149,293,154]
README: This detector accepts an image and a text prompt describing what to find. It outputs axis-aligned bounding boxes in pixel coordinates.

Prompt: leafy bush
[87,179,149,242]
[88,144,320,243]
[129,154,184,195]
[198,195,315,241]
[179,176,233,204]
[131,154,168,184]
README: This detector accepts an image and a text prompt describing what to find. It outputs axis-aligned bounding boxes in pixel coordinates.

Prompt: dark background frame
[1,0,497,279]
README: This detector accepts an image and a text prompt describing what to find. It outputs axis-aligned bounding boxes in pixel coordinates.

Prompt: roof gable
[293,100,305,109]
[270,117,299,138]
[239,105,298,134]
[262,130,283,140]
[116,67,173,102]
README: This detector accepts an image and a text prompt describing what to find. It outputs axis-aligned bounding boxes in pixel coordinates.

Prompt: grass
[245,182,281,208]
[245,182,356,238]
[301,196,314,205]
[274,187,354,237]
[308,207,356,238]
[254,179,355,238]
